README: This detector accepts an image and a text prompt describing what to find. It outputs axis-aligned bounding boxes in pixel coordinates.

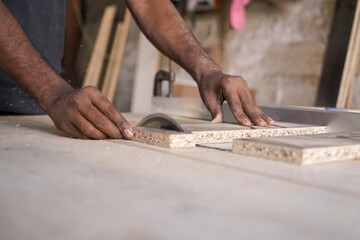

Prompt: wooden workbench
[0,114,359,239]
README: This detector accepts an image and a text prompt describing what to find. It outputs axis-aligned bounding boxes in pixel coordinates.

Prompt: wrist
[196,68,225,85]
[193,61,222,83]
[35,75,73,113]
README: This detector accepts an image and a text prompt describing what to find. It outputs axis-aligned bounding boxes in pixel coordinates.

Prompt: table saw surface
[0,114,359,240]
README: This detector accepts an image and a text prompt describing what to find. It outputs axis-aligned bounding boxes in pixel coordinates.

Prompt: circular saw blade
[138,113,185,132]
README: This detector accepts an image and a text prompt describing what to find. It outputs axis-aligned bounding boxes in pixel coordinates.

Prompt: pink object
[230,0,251,30]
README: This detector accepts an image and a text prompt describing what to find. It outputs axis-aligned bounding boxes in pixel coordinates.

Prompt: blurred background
[62,0,360,113]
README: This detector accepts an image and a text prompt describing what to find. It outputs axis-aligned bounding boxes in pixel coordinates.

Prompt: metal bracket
[153,60,175,97]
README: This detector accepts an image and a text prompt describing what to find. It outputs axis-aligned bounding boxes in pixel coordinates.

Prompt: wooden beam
[102,10,131,102]
[337,0,360,108]
[233,132,360,165]
[315,0,357,107]
[82,5,117,88]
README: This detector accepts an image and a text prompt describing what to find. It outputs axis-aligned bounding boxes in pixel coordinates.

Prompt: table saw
[0,98,360,239]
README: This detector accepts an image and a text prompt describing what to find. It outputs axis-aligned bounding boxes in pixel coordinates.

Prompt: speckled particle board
[232,132,360,165]
[133,121,327,148]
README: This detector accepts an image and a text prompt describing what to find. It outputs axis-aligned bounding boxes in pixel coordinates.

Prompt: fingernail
[244,118,251,124]
[259,119,266,125]
[124,129,134,138]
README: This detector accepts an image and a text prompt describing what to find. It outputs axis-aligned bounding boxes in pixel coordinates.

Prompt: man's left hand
[197,71,275,126]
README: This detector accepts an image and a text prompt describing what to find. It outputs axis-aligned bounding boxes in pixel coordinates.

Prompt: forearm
[125,0,221,82]
[0,1,72,112]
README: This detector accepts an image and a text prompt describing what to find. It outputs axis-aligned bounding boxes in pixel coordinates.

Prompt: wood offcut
[233,132,360,165]
[133,119,327,148]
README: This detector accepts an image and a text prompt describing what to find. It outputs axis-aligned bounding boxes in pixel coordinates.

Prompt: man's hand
[47,86,134,140]
[198,71,275,126]
[0,2,133,140]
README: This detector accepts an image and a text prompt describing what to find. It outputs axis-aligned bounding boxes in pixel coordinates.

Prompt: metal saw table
[0,103,360,239]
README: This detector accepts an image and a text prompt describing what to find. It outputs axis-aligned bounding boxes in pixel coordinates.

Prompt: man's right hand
[47,86,134,140]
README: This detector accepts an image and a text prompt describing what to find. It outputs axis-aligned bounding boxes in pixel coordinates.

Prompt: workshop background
[2,1,360,239]
[64,0,359,110]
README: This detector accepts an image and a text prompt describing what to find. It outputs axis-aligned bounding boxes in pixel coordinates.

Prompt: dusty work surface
[0,115,359,240]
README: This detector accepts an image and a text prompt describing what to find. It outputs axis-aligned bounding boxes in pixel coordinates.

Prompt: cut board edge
[232,138,360,165]
[132,125,327,149]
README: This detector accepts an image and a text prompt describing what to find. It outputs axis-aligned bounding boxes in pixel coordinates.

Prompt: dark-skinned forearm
[125,0,221,82]
[0,1,72,112]
[125,0,274,127]
[0,1,135,139]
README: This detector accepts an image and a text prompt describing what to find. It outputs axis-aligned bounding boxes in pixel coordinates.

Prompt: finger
[210,98,224,123]
[260,112,275,125]
[242,100,267,126]
[79,102,122,139]
[223,90,251,126]
[58,121,89,139]
[67,123,90,139]
[201,91,224,123]
[72,112,107,139]
[211,113,223,123]
[239,90,274,126]
[90,91,134,139]
[245,106,275,126]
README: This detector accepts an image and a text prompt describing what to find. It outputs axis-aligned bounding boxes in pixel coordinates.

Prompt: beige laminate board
[233,132,360,165]
[133,121,327,148]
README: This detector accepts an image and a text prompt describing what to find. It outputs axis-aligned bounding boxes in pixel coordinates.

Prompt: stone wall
[168,0,341,107]
[222,0,336,106]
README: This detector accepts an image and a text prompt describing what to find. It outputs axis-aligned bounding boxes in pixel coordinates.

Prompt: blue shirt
[0,0,70,114]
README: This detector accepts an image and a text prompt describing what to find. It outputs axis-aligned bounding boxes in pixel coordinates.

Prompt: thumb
[198,81,224,123]
[205,94,224,123]
[211,110,223,123]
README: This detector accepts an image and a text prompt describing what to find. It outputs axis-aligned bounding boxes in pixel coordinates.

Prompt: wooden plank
[315,0,357,107]
[102,10,132,102]
[233,132,360,165]
[82,5,117,88]
[172,84,201,98]
[101,23,124,99]
[133,121,327,148]
[337,0,360,108]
